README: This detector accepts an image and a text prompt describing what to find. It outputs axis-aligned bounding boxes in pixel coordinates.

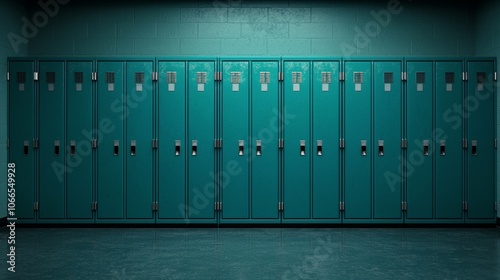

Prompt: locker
[312,60,341,221]
[96,61,125,221]
[125,60,154,221]
[283,60,311,221]
[38,61,65,220]
[373,61,402,221]
[406,61,433,220]
[435,61,464,220]
[187,60,217,223]
[344,61,372,220]
[8,60,36,222]
[220,60,250,221]
[466,60,496,221]
[250,60,280,222]
[157,60,187,222]
[66,60,94,221]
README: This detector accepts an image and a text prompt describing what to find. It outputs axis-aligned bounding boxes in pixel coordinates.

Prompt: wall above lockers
[24,0,477,57]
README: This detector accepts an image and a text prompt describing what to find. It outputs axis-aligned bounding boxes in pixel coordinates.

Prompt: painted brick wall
[0,2,28,219]
[476,0,500,219]
[27,0,476,57]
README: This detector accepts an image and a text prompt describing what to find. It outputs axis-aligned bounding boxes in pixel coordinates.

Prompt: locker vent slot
[16,72,26,83]
[416,72,425,83]
[231,72,241,84]
[353,72,364,84]
[106,72,115,92]
[46,72,56,83]
[292,72,302,84]
[260,72,270,84]
[322,72,332,84]
[197,72,207,84]
[135,72,144,84]
[167,72,177,84]
[445,72,454,84]
[384,72,393,83]
[74,72,84,83]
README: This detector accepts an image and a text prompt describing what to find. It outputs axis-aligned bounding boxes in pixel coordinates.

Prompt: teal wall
[1,2,28,219]
[27,0,476,56]
[476,0,500,219]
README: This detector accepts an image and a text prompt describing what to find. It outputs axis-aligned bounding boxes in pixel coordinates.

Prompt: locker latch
[471,140,477,156]
[192,140,198,156]
[175,140,181,156]
[423,140,429,156]
[317,140,323,156]
[24,141,29,155]
[256,140,262,156]
[34,202,39,211]
[130,140,136,156]
[300,140,306,156]
[378,140,384,156]
[361,140,367,156]
[70,140,76,156]
[238,140,244,156]
[440,140,446,156]
[113,140,119,155]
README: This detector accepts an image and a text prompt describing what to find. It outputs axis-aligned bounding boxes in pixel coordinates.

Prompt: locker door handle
[54,140,60,156]
[175,140,181,156]
[471,140,477,156]
[114,140,119,156]
[300,140,306,156]
[70,140,76,156]
[24,140,29,155]
[130,140,136,156]
[423,140,429,156]
[440,140,446,156]
[192,140,198,156]
[256,140,262,156]
[378,140,384,156]
[238,140,244,156]
[361,140,367,156]
[317,140,322,156]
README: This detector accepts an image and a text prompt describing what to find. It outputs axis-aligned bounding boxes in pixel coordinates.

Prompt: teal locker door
[157,61,187,221]
[283,60,311,220]
[467,60,495,220]
[221,61,250,220]
[344,61,372,220]
[406,61,433,220]
[66,61,93,220]
[312,61,340,220]
[435,61,464,220]
[8,61,36,221]
[373,61,402,220]
[97,61,125,220]
[126,61,154,220]
[251,60,280,221]
[38,61,65,220]
[187,61,216,222]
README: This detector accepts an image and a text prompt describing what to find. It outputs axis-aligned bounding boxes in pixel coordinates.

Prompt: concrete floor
[1,227,499,279]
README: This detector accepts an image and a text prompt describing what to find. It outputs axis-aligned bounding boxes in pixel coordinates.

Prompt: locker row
[7,57,497,225]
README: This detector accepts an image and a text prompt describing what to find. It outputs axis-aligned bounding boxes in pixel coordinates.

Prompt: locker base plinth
[219,219,281,224]
[281,219,342,224]
[343,219,404,225]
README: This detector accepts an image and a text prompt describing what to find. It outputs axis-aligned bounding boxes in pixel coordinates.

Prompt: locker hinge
[34,202,39,211]
[339,202,345,211]
[463,201,468,211]
[6,72,9,81]
[278,72,284,81]
[219,202,222,211]
[463,139,468,149]
[278,202,284,211]
[92,139,97,149]
[92,72,97,81]
[402,202,407,211]
[152,202,158,211]
[339,139,345,149]
[215,202,222,211]
[7,139,10,149]
[34,72,39,81]
[339,72,345,81]
[494,72,497,81]
[402,139,407,149]
[462,72,468,81]
[152,139,158,149]
[92,202,97,211]
[214,72,222,81]
[33,139,39,149]
[152,72,158,81]
[214,139,222,149]
[278,139,284,149]
[401,72,407,81]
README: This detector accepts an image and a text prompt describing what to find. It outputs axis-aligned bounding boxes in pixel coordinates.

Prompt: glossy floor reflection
[1,227,499,279]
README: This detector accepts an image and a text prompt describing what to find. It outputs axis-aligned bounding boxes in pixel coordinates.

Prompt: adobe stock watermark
[384,73,497,192]
[179,106,297,223]
[282,234,335,280]
[7,0,71,54]
[340,0,404,57]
